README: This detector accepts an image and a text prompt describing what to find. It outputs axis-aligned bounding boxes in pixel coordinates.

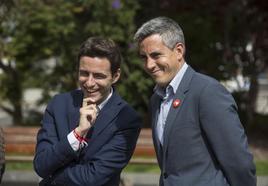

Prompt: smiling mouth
[85,90,98,94]
[150,70,161,76]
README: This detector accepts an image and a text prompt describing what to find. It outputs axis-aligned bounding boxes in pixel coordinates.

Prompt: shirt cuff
[67,131,80,151]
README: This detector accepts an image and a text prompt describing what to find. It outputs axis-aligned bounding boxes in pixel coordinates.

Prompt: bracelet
[73,129,88,142]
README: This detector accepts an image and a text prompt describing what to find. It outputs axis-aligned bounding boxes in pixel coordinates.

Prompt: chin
[84,94,100,102]
[155,80,168,87]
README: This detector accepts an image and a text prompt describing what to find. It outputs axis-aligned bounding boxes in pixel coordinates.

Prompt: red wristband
[73,129,88,142]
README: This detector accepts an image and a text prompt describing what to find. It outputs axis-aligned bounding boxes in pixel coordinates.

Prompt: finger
[82,98,88,107]
[86,111,98,123]
[82,106,98,116]
[82,97,96,107]
[84,104,98,111]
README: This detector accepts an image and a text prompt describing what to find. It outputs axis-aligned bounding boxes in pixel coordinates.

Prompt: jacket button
[163,172,168,179]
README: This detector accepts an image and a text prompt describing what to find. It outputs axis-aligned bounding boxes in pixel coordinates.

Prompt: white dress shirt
[155,63,188,144]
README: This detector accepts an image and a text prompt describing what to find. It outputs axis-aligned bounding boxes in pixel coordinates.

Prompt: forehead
[79,56,111,73]
[139,34,168,54]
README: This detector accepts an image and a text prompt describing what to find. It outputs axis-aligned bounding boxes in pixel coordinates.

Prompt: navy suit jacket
[34,89,141,186]
[150,66,256,186]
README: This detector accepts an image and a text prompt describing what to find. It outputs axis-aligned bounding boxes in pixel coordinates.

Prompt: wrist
[73,128,89,142]
[75,126,88,137]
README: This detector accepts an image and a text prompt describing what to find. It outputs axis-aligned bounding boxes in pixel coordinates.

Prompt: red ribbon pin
[173,99,181,108]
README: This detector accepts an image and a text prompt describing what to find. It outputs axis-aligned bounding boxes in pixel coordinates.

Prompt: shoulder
[191,72,236,105]
[121,102,140,118]
[191,71,229,94]
[50,89,81,103]
[46,89,82,110]
[113,93,142,127]
[192,71,219,86]
[116,93,140,117]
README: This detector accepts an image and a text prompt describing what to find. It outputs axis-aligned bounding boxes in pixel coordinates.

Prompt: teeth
[152,70,160,73]
[87,91,97,93]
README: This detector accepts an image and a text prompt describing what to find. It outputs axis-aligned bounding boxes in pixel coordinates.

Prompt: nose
[145,57,156,71]
[85,75,96,88]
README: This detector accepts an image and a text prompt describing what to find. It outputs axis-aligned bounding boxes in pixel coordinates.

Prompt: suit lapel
[162,91,185,150]
[67,90,123,138]
[68,109,80,132]
[68,90,83,133]
[151,94,161,133]
[162,66,195,151]
[151,94,162,158]
[67,90,124,156]
[78,92,123,156]
[88,91,123,140]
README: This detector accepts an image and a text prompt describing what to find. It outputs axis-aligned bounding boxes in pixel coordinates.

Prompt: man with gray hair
[134,16,256,186]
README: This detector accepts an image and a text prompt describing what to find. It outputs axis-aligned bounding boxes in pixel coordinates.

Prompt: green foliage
[0,0,153,125]
[175,13,222,79]
[136,0,268,127]
[2,0,267,126]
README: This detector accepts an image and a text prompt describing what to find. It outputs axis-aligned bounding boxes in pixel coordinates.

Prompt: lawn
[255,161,268,175]
[124,160,268,175]
[6,160,268,175]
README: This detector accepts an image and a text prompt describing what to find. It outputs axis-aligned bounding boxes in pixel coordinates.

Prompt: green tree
[136,0,268,127]
[0,0,23,124]
[217,0,268,125]
[0,0,152,125]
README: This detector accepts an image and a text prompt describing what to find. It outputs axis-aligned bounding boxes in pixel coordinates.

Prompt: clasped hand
[76,97,99,137]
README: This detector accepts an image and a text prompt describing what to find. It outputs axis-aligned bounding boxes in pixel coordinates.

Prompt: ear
[112,68,121,84]
[174,43,185,61]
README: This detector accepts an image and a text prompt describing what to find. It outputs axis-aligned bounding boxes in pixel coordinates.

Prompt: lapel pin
[173,99,181,108]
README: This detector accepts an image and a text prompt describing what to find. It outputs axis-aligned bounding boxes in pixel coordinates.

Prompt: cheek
[143,61,149,71]
[78,78,86,85]
[96,80,110,89]
[144,66,151,73]
[154,60,166,70]
[164,57,177,69]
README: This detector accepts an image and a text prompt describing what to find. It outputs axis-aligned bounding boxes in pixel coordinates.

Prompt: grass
[124,161,268,175]
[6,162,33,170]
[123,163,160,173]
[6,160,268,176]
[255,161,268,175]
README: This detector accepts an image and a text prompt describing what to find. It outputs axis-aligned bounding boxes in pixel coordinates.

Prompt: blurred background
[0,0,268,185]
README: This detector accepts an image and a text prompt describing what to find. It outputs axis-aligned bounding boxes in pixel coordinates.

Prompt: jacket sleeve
[33,96,78,178]
[199,81,256,186]
[49,106,141,186]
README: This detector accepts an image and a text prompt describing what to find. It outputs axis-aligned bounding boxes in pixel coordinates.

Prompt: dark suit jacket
[34,89,141,186]
[150,66,256,186]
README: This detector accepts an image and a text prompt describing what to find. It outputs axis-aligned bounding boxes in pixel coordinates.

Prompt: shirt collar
[155,62,188,99]
[98,88,113,110]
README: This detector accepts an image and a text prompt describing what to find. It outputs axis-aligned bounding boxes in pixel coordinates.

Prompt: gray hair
[134,17,185,49]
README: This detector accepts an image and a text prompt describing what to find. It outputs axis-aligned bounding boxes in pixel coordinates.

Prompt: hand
[76,97,99,137]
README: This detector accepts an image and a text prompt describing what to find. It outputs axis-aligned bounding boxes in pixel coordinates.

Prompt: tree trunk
[12,101,23,125]
[246,74,258,126]
[10,67,24,125]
